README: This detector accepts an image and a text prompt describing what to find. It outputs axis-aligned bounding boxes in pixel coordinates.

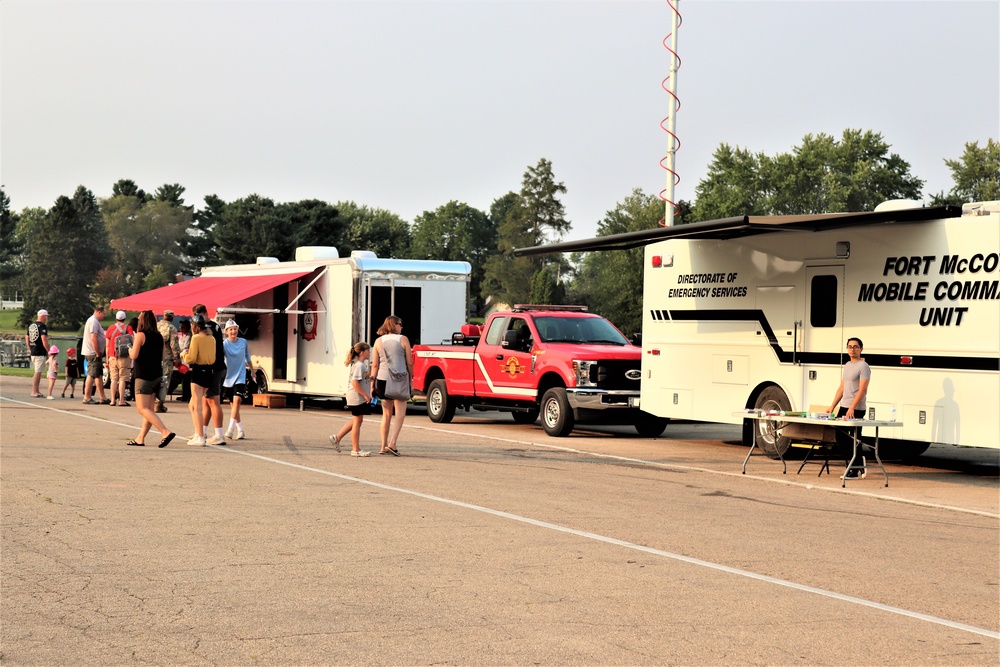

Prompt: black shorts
[222,384,246,402]
[206,369,226,398]
[348,402,372,416]
[190,366,213,388]
[136,377,162,395]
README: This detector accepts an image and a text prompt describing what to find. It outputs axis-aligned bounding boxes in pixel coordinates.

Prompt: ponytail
[343,341,371,366]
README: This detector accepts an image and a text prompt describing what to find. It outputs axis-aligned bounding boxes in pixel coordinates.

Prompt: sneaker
[225,427,235,439]
[351,450,371,457]
[82,398,97,405]
[46,396,54,400]
[205,435,225,446]
[329,435,341,453]
[235,430,245,440]
[154,402,167,413]
[187,435,205,446]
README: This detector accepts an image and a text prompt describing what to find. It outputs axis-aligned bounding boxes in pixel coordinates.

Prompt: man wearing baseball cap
[25,309,50,397]
[106,310,134,407]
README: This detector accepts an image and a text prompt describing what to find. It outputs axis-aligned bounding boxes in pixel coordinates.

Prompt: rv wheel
[512,408,539,425]
[426,379,456,423]
[541,387,575,437]
[635,412,669,437]
[255,371,268,396]
[751,385,792,459]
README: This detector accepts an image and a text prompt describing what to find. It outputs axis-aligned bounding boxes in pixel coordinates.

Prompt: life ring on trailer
[301,299,318,341]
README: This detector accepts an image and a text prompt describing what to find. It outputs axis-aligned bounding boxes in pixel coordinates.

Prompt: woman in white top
[371,315,412,456]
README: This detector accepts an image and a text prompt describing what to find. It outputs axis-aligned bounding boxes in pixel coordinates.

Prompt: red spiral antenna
[658,0,682,226]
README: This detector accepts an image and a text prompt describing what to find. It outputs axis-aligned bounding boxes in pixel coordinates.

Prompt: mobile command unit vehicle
[410,305,669,437]
[112,247,471,401]
[515,201,1000,456]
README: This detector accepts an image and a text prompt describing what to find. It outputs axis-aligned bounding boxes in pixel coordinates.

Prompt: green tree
[100,194,192,296]
[693,129,924,219]
[481,159,571,307]
[334,201,411,258]
[930,138,1000,205]
[0,187,23,281]
[112,178,149,202]
[569,189,662,336]
[18,196,102,329]
[185,194,225,270]
[411,200,496,307]
[286,199,342,249]
[214,195,296,264]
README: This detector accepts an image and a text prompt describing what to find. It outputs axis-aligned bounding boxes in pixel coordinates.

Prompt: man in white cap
[25,309,50,397]
[105,310,134,407]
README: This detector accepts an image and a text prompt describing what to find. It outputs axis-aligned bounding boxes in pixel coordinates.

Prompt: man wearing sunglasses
[828,337,871,479]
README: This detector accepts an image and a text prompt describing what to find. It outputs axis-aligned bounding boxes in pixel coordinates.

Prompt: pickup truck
[410,305,669,437]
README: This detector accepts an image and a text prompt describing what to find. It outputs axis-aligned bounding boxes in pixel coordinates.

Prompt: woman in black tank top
[126,310,176,448]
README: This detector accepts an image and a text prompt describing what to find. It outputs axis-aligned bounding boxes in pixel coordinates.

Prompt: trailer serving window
[809,275,839,327]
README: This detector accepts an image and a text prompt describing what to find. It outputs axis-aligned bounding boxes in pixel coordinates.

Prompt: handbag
[382,344,411,401]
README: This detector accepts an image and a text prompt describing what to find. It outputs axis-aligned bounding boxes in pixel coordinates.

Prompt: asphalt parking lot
[2,375,998,665]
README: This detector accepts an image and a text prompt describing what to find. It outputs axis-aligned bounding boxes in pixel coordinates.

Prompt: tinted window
[810,275,838,328]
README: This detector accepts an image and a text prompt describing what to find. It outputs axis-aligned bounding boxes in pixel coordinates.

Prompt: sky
[2,1,998,243]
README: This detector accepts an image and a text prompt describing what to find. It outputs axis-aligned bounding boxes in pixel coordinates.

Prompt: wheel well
[536,372,565,401]
[420,366,446,394]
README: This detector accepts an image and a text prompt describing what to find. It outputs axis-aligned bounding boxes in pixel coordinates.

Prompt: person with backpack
[105,310,134,407]
[192,304,227,445]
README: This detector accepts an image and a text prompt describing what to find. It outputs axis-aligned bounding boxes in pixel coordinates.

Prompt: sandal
[126,439,145,447]
[386,447,400,456]
[158,432,176,448]
[329,434,341,453]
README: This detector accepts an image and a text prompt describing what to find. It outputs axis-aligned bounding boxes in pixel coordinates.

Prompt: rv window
[810,275,838,328]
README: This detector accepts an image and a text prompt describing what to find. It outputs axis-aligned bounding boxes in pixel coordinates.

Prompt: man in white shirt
[81,305,110,404]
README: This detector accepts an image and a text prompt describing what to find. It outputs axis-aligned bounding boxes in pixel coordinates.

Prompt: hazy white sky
[2,1,997,242]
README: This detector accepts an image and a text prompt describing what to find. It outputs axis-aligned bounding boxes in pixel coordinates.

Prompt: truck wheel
[426,379,455,423]
[635,413,669,437]
[512,409,539,425]
[751,385,792,459]
[541,387,575,437]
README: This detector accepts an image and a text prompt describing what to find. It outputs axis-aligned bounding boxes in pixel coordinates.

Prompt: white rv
[516,201,1000,456]
[112,247,471,400]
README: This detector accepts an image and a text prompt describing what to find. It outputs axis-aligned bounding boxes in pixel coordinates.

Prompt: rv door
[804,266,846,361]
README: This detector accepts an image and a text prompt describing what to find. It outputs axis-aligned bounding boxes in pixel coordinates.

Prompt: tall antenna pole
[662,1,681,226]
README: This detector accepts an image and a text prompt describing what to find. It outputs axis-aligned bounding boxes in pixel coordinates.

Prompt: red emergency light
[651,255,662,268]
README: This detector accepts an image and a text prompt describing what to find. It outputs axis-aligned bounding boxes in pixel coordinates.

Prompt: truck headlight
[572,360,598,387]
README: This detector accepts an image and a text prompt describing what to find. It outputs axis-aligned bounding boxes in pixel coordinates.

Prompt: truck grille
[590,360,641,391]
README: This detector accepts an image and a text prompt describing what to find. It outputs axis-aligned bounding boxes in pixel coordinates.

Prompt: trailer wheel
[635,412,669,437]
[541,387,575,437]
[426,379,455,423]
[255,370,268,396]
[512,409,539,425]
[752,385,792,459]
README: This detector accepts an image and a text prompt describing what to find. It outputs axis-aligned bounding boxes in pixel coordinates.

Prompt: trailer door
[804,266,845,361]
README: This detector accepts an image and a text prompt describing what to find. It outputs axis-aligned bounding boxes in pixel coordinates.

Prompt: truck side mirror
[502,329,519,349]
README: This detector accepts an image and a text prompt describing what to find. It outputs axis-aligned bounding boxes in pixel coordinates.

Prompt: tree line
[1,131,996,336]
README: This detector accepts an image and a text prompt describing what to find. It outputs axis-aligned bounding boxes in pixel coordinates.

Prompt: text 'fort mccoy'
[860,254,999,326]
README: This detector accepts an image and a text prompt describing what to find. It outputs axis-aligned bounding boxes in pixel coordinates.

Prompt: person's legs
[46,375,56,398]
[189,384,206,441]
[137,391,168,438]
[31,356,44,395]
[350,414,364,452]
[380,401,393,452]
[387,398,407,450]
[117,363,129,405]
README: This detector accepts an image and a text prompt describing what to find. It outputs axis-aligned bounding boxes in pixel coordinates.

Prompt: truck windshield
[535,316,630,345]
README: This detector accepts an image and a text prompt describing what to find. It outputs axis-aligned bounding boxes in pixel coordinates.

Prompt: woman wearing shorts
[126,310,176,448]
[182,314,216,446]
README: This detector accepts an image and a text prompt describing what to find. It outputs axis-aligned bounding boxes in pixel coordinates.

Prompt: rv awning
[110,270,314,318]
[513,205,962,256]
